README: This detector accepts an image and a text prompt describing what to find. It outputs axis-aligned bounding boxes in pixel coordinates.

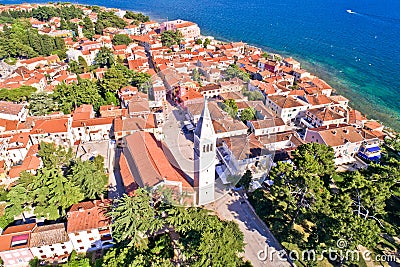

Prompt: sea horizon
[2,0,400,130]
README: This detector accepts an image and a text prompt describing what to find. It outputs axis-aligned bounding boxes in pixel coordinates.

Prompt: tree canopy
[161,30,183,47]
[95,11,127,34]
[0,86,37,102]
[0,19,65,59]
[53,79,104,114]
[221,99,238,118]
[225,64,250,82]
[1,142,108,223]
[240,107,256,122]
[102,190,247,266]
[123,11,150,25]
[112,34,132,46]
[249,142,400,265]
[94,47,115,68]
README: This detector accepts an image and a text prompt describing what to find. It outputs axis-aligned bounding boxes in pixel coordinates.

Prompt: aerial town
[0,2,398,267]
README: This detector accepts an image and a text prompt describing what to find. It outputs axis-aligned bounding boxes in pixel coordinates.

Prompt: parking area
[74,140,110,169]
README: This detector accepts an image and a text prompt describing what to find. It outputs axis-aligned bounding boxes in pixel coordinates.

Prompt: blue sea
[3,0,400,130]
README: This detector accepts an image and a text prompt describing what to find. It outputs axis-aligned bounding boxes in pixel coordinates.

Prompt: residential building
[66,200,113,254]
[0,224,35,267]
[30,117,73,147]
[160,19,200,40]
[0,102,28,122]
[302,107,346,128]
[304,124,365,165]
[265,95,309,124]
[29,224,73,264]
[248,118,286,136]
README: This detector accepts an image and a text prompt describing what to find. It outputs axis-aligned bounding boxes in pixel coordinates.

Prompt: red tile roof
[67,200,111,233]
[31,118,69,134]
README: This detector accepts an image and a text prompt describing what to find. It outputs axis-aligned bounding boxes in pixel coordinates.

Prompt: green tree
[94,20,104,35]
[82,16,95,39]
[101,64,133,93]
[166,206,245,266]
[385,134,400,152]
[221,99,238,118]
[29,92,58,116]
[38,142,73,168]
[124,11,150,24]
[161,30,183,47]
[291,143,335,187]
[203,38,211,48]
[243,90,264,101]
[53,79,104,113]
[94,47,115,68]
[63,250,91,267]
[112,34,132,46]
[69,158,108,200]
[0,86,36,102]
[29,257,39,267]
[195,39,202,45]
[237,170,252,191]
[225,64,250,82]
[132,71,151,93]
[96,11,127,30]
[240,107,256,122]
[108,190,164,248]
[78,56,89,73]
[192,68,201,83]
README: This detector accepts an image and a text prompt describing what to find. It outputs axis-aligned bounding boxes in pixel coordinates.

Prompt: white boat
[346,9,355,14]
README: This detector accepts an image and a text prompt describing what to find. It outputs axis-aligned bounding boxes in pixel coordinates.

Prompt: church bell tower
[194,98,216,205]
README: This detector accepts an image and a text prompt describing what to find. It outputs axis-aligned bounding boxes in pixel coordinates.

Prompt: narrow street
[107,142,125,199]
[209,192,292,267]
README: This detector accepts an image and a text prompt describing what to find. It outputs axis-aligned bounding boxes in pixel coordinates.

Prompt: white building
[265,95,309,124]
[304,124,365,165]
[66,200,113,254]
[71,118,113,142]
[29,117,73,147]
[29,224,73,264]
[0,101,28,122]
[248,117,287,136]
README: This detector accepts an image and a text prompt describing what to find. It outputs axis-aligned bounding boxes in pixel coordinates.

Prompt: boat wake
[346,9,400,26]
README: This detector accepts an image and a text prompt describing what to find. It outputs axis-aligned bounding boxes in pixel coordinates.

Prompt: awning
[11,234,29,242]
[366,146,380,153]
[369,155,381,162]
